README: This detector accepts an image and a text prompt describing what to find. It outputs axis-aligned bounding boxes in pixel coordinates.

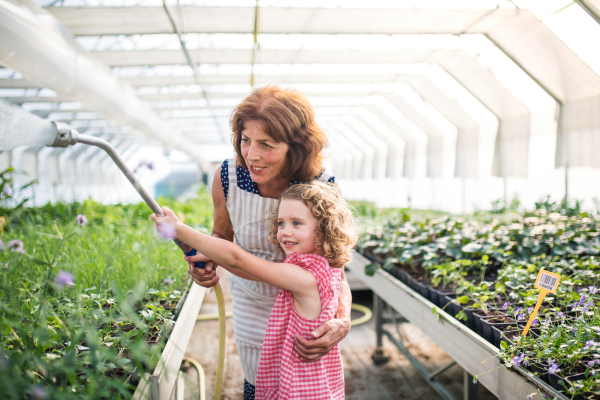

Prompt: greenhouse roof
[1,0,599,179]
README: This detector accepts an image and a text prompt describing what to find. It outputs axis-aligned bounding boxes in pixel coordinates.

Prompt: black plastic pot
[527,361,550,383]
[462,307,478,330]
[409,278,431,301]
[480,316,517,345]
[392,267,410,285]
[548,371,566,391]
[444,297,462,319]
[428,287,456,308]
[491,326,520,349]
[473,309,505,337]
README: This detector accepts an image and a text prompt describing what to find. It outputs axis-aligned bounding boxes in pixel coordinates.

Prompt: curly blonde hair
[268,181,357,269]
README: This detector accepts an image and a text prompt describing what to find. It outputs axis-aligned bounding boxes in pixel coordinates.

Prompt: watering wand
[0,100,225,399]
[49,122,227,399]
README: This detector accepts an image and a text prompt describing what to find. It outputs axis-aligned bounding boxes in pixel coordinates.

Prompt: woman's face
[240,119,289,185]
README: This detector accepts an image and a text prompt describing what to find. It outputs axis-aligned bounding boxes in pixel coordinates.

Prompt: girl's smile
[276,199,319,256]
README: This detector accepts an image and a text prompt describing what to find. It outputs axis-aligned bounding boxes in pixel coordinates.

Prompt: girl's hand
[150,207,182,239]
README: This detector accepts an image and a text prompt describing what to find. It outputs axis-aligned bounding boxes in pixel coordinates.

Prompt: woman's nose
[247,143,260,161]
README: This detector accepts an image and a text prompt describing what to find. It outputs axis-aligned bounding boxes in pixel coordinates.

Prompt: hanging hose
[213,283,226,399]
[350,303,372,326]
[182,357,206,400]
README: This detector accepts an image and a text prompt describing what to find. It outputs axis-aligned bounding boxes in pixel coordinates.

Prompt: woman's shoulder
[290,169,335,186]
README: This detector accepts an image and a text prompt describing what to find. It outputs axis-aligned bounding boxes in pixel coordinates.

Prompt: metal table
[347,252,567,400]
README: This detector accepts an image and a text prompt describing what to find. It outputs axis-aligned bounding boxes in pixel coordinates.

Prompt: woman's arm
[186,165,258,284]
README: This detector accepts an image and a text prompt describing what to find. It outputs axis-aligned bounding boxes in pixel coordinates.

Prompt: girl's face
[240,119,289,185]
[277,199,319,256]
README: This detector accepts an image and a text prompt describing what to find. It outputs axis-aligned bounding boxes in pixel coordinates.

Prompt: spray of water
[0,100,56,150]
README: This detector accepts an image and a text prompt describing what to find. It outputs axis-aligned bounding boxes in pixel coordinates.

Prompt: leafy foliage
[0,189,213,399]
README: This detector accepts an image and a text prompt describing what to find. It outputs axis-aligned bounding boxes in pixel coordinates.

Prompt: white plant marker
[523,269,561,336]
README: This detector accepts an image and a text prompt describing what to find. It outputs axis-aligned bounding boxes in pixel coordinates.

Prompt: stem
[33,228,73,328]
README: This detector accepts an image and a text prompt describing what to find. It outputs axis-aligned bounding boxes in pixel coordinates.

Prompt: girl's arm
[152,207,317,296]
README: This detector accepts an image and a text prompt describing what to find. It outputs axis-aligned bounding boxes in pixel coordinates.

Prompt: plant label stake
[523,269,561,336]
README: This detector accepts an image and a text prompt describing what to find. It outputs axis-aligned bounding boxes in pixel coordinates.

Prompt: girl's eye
[278,222,284,227]
[293,221,301,226]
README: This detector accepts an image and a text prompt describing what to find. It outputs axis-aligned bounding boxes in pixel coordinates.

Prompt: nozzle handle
[184,248,206,269]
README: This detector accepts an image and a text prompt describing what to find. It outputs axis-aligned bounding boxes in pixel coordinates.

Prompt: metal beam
[46,7,516,36]
[0,0,205,164]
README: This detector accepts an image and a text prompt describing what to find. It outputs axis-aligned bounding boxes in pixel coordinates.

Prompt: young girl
[151,180,357,399]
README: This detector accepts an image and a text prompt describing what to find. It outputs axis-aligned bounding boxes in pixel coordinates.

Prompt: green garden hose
[350,303,372,326]
[182,357,206,400]
[213,282,226,400]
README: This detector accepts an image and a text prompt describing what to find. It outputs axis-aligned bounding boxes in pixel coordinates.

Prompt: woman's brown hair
[230,85,328,182]
[268,181,358,269]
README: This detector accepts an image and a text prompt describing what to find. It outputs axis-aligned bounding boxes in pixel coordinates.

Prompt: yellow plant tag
[0,216,5,235]
[523,269,561,336]
[534,269,561,293]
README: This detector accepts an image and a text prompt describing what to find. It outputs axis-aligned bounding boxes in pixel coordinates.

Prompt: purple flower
[527,306,534,314]
[7,240,25,254]
[580,294,586,306]
[587,360,597,368]
[583,301,593,312]
[572,302,579,310]
[543,319,551,326]
[502,302,509,310]
[29,386,47,399]
[76,214,87,226]
[584,340,596,349]
[531,319,539,326]
[156,222,176,239]
[578,287,582,293]
[511,353,526,367]
[548,362,560,375]
[514,307,522,318]
[163,277,173,285]
[526,395,533,400]
[55,270,74,288]
[589,286,598,295]
[557,311,566,320]
[517,313,525,321]
[147,162,154,170]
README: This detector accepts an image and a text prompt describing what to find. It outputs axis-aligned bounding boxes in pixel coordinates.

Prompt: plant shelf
[347,251,568,400]
[133,283,207,400]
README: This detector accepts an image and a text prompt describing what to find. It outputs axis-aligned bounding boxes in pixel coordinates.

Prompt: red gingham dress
[255,253,344,400]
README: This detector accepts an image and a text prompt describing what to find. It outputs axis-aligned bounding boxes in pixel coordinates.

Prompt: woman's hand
[293,316,351,362]
[150,207,182,239]
[186,252,220,288]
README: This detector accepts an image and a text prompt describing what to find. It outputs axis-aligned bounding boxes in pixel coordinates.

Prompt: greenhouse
[1,0,600,399]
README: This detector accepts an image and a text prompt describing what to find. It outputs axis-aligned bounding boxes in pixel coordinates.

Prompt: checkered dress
[255,253,344,400]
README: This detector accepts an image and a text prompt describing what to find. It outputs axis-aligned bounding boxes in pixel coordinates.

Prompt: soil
[484,316,516,324]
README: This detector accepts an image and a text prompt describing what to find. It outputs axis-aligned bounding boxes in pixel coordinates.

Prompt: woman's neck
[256,176,291,199]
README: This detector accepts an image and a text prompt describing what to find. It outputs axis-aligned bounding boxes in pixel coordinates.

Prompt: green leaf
[364,263,379,277]
[457,295,470,304]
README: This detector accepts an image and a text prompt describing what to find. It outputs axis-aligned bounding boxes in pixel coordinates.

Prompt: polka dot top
[221,159,335,200]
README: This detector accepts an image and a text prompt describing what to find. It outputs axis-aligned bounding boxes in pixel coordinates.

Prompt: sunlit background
[2,0,600,213]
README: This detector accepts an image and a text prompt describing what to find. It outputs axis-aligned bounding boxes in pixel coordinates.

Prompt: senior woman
[185,85,352,398]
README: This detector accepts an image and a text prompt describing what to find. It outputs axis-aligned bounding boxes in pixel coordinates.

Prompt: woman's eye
[262,143,272,149]
[241,138,249,143]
